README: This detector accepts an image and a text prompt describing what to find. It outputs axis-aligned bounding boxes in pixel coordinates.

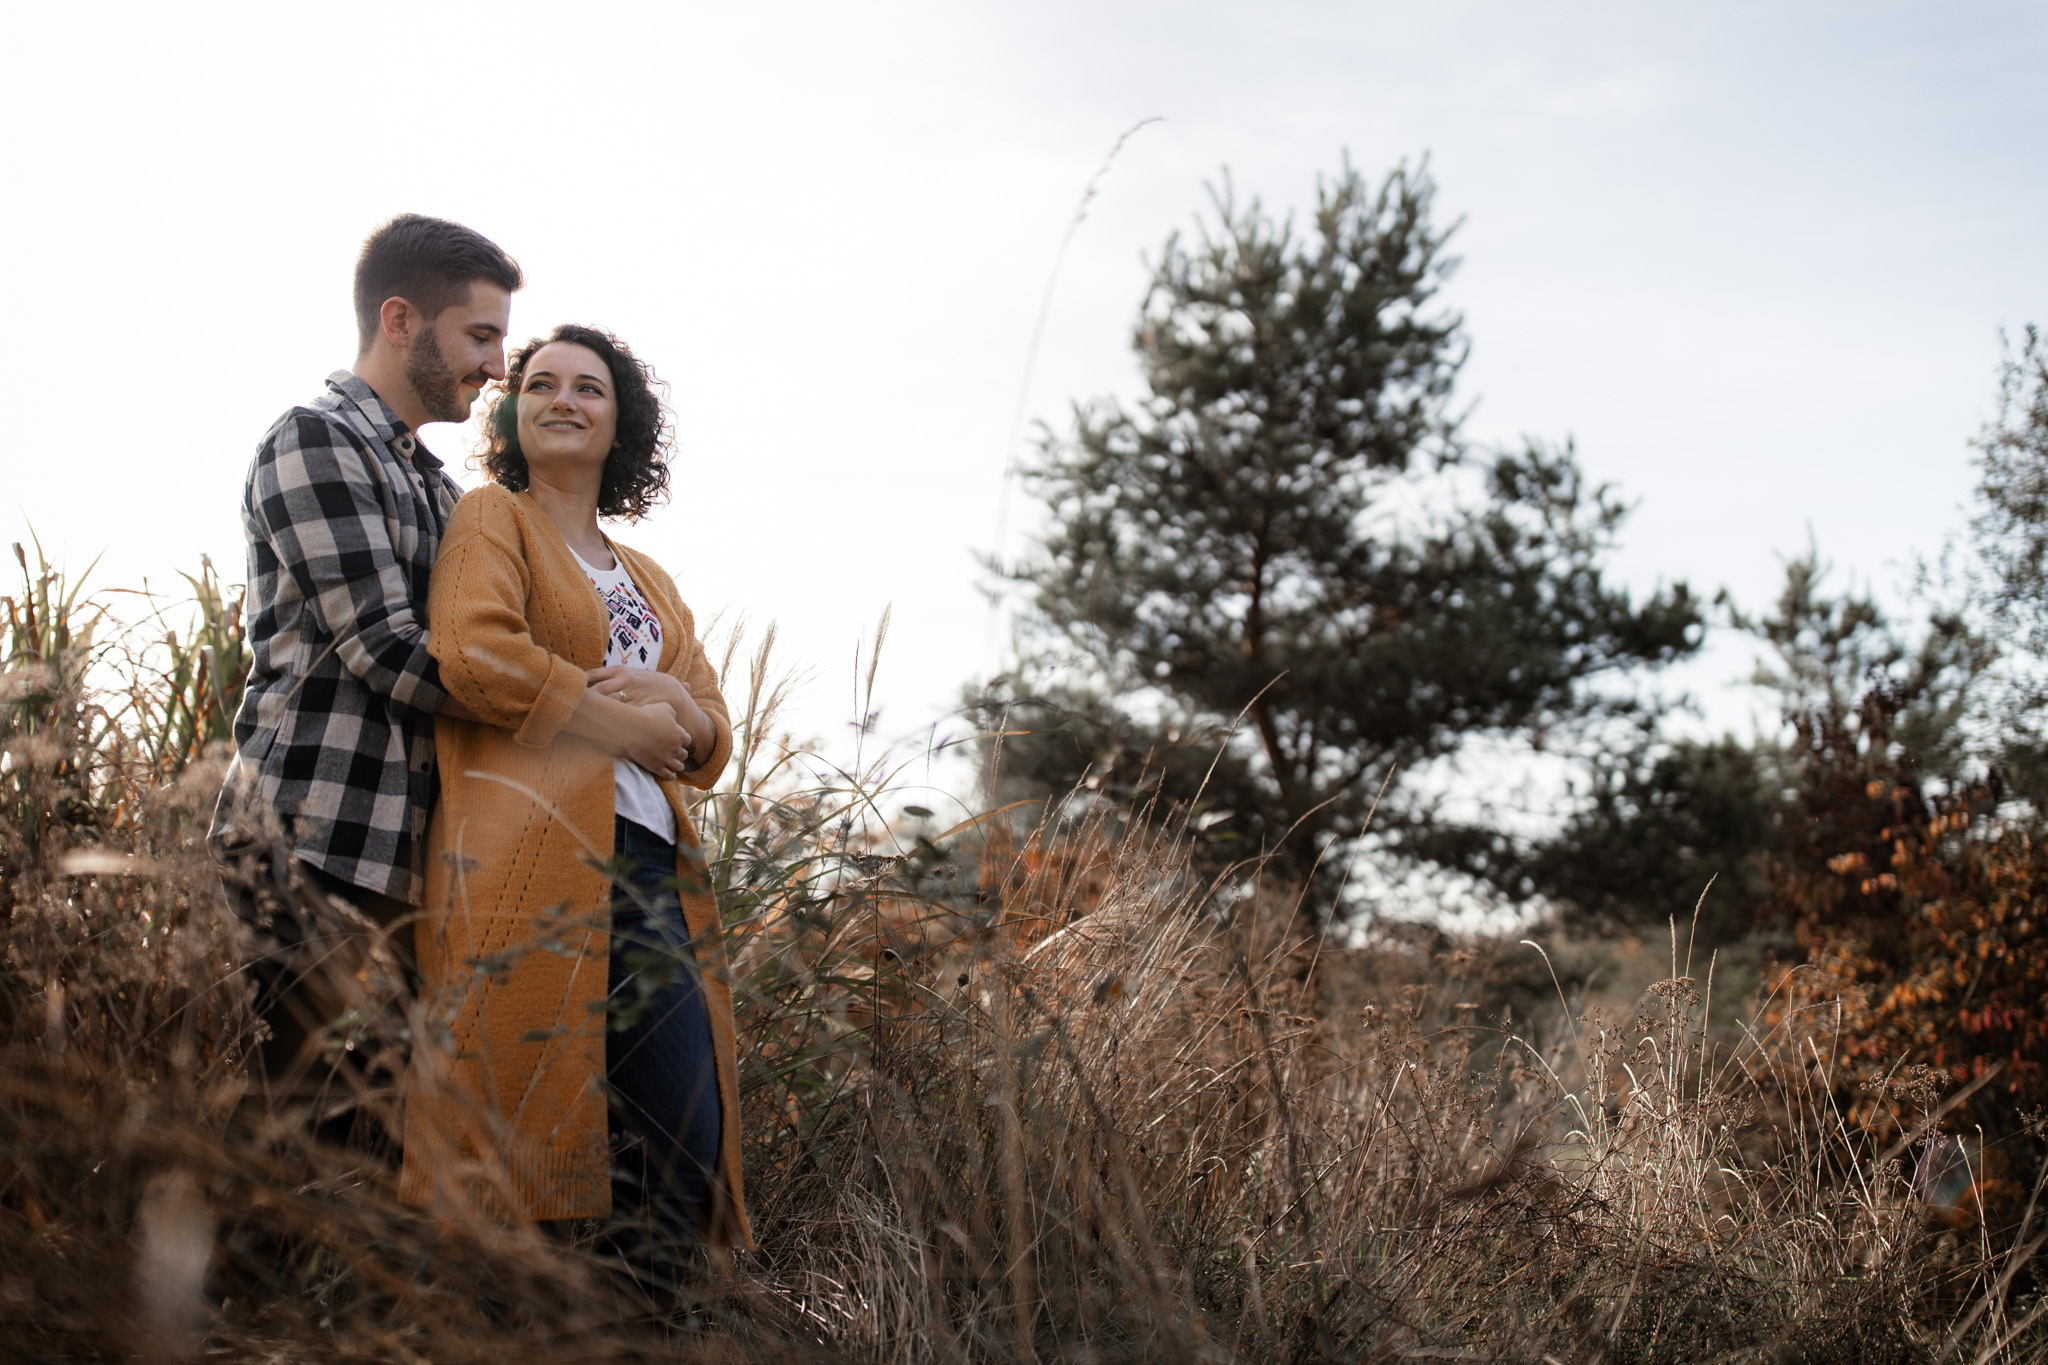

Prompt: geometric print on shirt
[591,574,663,667]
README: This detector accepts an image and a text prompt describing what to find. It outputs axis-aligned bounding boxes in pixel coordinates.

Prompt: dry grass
[3,552,2045,1362]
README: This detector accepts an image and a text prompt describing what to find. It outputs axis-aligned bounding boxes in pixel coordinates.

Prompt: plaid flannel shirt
[210,372,460,905]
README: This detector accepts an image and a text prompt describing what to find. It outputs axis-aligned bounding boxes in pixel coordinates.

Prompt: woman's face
[515,341,619,483]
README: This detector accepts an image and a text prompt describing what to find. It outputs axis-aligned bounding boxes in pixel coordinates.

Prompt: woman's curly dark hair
[480,323,672,521]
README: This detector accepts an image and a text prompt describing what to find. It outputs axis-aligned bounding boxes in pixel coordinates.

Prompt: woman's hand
[587,665,714,766]
[617,700,693,780]
[560,687,693,778]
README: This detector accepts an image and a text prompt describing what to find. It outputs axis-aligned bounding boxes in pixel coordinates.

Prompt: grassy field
[3,548,2044,1363]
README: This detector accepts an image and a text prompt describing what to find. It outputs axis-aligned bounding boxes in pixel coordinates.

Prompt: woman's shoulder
[453,480,523,514]
[447,481,530,538]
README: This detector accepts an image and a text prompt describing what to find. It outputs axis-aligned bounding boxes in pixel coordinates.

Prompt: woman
[398,324,749,1251]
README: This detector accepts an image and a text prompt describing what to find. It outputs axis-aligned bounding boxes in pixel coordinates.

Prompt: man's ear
[377,296,419,352]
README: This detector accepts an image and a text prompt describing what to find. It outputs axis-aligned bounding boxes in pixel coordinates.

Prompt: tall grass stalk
[1,557,2043,1361]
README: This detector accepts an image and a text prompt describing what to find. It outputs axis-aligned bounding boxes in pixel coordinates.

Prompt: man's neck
[351,353,428,434]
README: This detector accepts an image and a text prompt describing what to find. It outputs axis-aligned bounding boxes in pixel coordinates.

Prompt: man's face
[404,281,512,425]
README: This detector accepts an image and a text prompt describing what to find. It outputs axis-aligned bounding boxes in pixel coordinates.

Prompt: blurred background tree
[1490,548,1979,948]
[973,157,1704,922]
[1746,329,2048,1140]
[1961,326,2048,801]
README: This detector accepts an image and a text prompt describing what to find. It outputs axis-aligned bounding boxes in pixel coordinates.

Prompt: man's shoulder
[256,374,392,461]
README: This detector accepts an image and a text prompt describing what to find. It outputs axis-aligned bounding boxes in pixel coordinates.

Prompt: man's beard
[405,326,473,424]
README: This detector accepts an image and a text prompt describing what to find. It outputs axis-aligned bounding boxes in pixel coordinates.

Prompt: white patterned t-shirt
[569,543,676,843]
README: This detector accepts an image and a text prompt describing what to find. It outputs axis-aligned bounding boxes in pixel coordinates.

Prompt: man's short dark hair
[353,214,523,353]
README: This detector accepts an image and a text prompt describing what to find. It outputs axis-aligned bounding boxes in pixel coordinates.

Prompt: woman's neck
[524,470,612,569]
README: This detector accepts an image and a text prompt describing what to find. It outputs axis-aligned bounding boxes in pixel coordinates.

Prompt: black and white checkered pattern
[209,372,459,905]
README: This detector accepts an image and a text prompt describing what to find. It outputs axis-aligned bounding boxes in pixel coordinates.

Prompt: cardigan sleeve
[628,551,734,792]
[675,622,733,791]
[428,489,589,748]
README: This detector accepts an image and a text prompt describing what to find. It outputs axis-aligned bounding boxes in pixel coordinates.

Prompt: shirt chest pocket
[387,477,425,563]
[383,467,446,575]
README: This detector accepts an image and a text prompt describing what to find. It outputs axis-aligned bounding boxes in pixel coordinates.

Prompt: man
[211,214,521,1091]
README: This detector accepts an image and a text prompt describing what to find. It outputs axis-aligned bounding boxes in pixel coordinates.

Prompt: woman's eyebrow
[524,368,608,387]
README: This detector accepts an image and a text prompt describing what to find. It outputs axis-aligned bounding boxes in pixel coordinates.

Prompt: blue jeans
[607,817,722,1243]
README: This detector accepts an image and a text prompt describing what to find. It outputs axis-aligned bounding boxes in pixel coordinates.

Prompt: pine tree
[981,158,1702,916]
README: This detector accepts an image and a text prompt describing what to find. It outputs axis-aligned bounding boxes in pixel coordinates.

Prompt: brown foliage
[1760,677,2048,1147]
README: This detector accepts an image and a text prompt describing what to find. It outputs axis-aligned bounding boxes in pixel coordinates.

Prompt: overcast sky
[7,2,2044,794]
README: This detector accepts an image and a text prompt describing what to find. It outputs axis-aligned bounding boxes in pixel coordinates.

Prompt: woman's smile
[515,339,618,471]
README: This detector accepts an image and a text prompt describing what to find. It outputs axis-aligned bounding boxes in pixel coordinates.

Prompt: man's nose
[483,345,508,382]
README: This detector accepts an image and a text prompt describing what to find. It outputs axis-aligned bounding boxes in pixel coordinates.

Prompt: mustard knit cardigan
[397,483,750,1248]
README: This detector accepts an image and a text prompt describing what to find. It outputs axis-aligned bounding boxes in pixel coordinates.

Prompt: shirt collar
[324,370,443,470]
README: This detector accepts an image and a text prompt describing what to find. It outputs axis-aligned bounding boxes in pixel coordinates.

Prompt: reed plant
[1,553,2043,1362]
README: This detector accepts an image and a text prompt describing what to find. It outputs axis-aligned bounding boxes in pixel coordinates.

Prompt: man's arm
[249,412,447,719]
